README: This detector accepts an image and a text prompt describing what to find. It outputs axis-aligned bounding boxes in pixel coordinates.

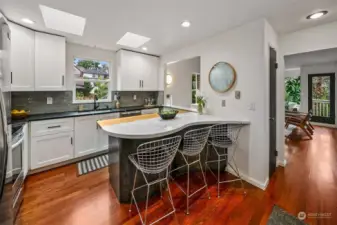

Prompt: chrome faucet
[93,95,99,110]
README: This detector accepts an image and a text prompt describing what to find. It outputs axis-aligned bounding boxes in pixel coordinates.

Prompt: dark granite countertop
[11,105,161,124]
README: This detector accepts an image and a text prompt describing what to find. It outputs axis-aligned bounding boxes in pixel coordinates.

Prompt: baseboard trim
[311,122,337,128]
[277,159,287,167]
[226,167,269,190]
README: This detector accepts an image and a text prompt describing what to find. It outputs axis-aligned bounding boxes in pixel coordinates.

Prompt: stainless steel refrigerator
[0,15,12,225]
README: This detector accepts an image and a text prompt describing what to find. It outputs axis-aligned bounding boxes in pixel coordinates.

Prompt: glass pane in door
[309,74,335,124]
[312,76,330,117]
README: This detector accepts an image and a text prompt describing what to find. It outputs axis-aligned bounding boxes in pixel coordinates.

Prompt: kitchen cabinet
[142,55,159,91]
[117,50,159,91]
[97,113,119,151]
[30,131,74,169]
[9,22,35,91]
[74,115,99,157]
[35,32,66,91]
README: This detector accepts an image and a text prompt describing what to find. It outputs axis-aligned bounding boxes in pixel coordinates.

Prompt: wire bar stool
[169,126,212,215]
[129,136,182,225]
[205,123,245,198]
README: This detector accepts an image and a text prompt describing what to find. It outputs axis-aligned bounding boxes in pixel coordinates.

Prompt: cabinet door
[118,50,142,91]
[97,113,119,151]
[74,115,98,157]
[142,55,159,91]
[30,131,74,169]
[35,32,66,91]
[0,23,11,91]
[9,22,35,91]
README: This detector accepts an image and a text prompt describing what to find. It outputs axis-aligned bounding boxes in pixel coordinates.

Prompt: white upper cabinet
[142,55,159,91]
[9,23,35,91]
[35,32,66,91]
[117,50,159,91]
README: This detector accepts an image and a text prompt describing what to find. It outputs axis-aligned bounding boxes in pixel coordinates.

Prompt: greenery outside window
[192,73,200,104]
[73,57,111,103]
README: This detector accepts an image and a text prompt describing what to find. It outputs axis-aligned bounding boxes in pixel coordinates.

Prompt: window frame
[72,56,112,104]
[191,73,200,105]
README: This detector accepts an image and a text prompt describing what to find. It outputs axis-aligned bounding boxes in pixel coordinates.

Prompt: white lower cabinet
[30,131,74,170]
[97,113,119,151]
[74,115,99,157]
[29,113,119,170]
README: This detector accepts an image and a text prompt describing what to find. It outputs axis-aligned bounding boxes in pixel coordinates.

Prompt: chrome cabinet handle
[62,76,65,86]
[70,137,73,145]
[48,125,61,129]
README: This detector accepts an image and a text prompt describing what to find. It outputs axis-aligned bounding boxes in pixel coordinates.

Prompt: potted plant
[196,91,206,114]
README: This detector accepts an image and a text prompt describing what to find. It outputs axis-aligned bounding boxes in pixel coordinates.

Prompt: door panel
[269,47,277,178]
[308,74,335,124]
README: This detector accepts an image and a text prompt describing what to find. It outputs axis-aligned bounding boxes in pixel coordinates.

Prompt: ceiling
[1,0,337,55]
[285,47,337,68]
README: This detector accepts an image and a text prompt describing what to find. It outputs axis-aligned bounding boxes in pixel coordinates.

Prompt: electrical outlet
[248,103,256,111]
[133,94,137,100]
[47,97,53,105]
[221,100,226,107]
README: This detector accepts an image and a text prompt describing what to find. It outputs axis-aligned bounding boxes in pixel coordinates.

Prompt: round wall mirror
[209,62,236,93]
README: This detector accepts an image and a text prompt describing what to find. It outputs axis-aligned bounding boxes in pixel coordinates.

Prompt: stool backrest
[137,136,182,174]
[209,124,243,147]
[182,126,212,156]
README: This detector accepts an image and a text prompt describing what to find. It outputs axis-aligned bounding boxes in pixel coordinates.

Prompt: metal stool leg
[129,169,138,212]
[198,158,210,199]
[186,163,190,215]
[217,154,220,198]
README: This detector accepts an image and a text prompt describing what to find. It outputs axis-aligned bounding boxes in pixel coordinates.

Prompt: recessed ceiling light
[307,11,328,20]
[39,5,87,36]
[117,32,151,48]
[21,18,35,24]
[181,21,191,28]
[142,46,147,51]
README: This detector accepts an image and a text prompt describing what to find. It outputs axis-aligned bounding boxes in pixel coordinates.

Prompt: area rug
[77,154,108,176]
[267,205,307,225]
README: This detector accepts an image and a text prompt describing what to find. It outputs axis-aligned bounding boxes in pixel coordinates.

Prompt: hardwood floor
[17,126,337,225]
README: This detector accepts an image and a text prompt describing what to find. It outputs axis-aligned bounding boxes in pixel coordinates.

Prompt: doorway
[308,73,335,124]
[269,47,277,178]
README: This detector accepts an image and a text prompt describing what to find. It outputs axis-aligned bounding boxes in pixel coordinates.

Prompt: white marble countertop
[101,112,250,139]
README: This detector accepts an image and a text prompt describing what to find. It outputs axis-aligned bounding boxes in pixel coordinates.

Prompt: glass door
[308,73,335,124]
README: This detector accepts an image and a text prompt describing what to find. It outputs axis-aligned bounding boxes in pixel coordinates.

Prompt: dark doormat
[267,205,307,225]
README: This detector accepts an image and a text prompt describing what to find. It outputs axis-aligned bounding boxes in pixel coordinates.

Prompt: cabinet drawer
[31,118,74,137]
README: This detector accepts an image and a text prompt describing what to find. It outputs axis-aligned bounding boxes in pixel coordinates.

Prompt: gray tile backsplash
[12,91,164,115]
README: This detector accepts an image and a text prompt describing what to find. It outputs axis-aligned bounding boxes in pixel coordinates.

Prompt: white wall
[280,21,337,56]
[165,57,200,108]
[300,62,337,125]
[285,68,301,78]
[65,43,116,91]
[161,19,283,188]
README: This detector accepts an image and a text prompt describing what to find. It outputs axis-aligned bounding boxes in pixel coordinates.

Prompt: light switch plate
[222,100,226,107]
[235,91,241,99]
[47,97,53,105]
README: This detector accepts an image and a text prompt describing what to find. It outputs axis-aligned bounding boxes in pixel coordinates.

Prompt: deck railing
[312,99,330,117]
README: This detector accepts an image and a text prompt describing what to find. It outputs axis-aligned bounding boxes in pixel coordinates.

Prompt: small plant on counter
[196,91,207,114]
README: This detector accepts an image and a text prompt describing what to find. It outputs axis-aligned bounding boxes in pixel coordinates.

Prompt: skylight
[39,5,86,36]
[116,32,151,48]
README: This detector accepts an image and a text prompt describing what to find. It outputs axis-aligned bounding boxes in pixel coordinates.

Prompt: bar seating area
[128,124,246,225]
